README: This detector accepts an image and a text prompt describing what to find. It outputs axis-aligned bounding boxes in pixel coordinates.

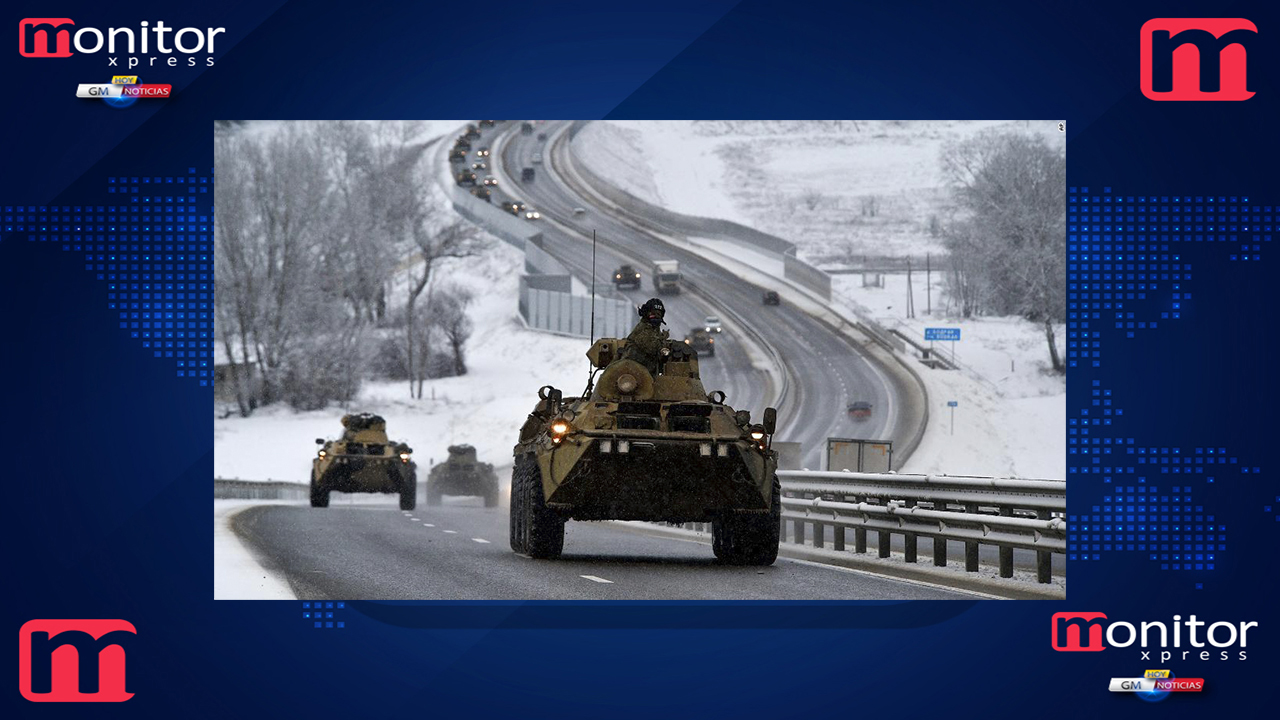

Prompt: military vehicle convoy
[427,444,500,507]
[684,328,715,357]
[311,414,417,510]
[612,264,641,290]
[510,334,780,564]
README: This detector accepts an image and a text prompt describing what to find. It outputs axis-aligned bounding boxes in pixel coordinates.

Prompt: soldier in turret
[620,298,669,374]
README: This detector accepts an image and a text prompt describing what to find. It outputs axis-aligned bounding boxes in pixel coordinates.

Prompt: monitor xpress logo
[1052,612,1258,661]
[18,620,137,702]
[19,18,223,68]
[1140,18,1257,100]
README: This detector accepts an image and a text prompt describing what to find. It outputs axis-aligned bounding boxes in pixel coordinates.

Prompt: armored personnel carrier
[311,413,416,510]
[427,444,500,507]
[510,336,780,563]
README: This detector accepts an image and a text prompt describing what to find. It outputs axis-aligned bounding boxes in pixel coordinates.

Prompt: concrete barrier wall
[523,287,631,338]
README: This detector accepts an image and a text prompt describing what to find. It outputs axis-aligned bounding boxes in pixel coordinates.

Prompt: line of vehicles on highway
[306,121,872,565]
[307,305,786,565]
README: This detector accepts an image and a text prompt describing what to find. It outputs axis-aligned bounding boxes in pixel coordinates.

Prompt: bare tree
[940,130,1066,371]
[435,287,475,377]
[214,133,262,417]
[404,215,482,398]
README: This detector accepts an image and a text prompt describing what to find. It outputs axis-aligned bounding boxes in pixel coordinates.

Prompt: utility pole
[926,253,931,316]
[906,257,915,318]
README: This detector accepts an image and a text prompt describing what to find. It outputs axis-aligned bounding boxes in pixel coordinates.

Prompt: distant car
[465,124,481,139]
[470,186,491,201]
[483,175,498,186]
[537,132,548,141]
[523,208,541,220]
[847,401,873,420]
[684,329,715,357]
[612,264,641,290]
[572,207,586,215]
[475,147,490,157]
[505,201,526,216]
[763,290,780,306]
[531,153,543,164]
[703,315,723,333]
[521,122,534,135]
[449,149,467,164]
[472,161,487,170]
[455,171,477,187]
[455,137,471,150]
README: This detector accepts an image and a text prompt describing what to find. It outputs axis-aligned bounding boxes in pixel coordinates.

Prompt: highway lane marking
[471,538,490,544]
[442,530,457,534]
[423,523,435,527]
[580,575,614,584]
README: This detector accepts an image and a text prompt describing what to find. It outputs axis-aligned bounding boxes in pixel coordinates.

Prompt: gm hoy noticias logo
[1052,612,1258,661]
[1140,18,1258,100]
[18,620,137,702]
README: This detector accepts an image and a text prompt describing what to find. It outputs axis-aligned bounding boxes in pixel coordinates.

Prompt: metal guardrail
[214,478,309,500]
[778,470,1066,583]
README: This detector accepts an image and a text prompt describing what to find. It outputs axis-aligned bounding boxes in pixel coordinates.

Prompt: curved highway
[491,121,917,469]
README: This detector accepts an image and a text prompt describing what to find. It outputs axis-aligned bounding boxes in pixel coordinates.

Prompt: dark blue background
[4,0,1275,717]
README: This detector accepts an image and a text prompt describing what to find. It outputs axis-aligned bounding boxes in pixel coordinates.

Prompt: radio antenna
[584,229,599,396]
[590,229,597,346]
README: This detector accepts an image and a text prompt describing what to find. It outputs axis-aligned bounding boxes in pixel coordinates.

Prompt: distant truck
[522,167,535,182]
[652,260,681,294]
[521,122,534,135]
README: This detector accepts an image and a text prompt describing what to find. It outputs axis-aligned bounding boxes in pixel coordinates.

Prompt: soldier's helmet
[638,298,666,325]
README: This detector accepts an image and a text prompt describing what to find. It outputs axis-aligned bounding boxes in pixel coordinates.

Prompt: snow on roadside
[575,120,742,220]
[214,500,296,600]
[831,272,1065,479]
[213,240,587,483]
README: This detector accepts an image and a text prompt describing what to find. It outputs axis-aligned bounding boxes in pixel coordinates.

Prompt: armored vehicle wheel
[712,474,780,566]
[509,459,529,553]
[514,455,564,558]
[309,470,330,508]
[399,467,417,511]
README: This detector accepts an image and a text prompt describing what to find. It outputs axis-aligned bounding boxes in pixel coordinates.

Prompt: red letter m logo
[1051,612,1108,652]
[1141,18,1257,101]
[18,18,75,58]
[18,620,136,702]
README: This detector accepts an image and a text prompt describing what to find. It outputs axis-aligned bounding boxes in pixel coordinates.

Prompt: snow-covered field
[575,120,1065,479]
[835,273,1065,479]
[214,241,585,483]
[575,119,1064,263]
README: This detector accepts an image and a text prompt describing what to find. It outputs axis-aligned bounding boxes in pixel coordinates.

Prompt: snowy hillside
[575,119,1065,263]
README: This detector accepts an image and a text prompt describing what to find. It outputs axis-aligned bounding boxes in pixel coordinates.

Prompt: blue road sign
[925,327,961,341]
[947,401,958,407]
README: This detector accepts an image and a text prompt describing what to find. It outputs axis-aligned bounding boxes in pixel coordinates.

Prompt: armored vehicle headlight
[318,450,327,458]
[551,420,570,436]
[616,373,638,393]
[399,452,411,462]
[749,427,766,441]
